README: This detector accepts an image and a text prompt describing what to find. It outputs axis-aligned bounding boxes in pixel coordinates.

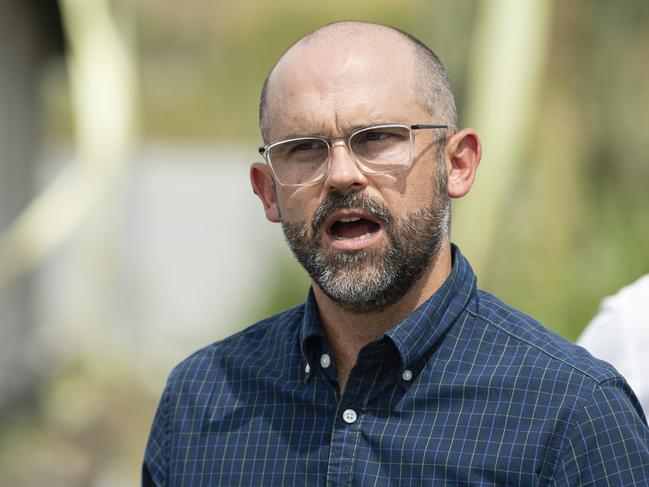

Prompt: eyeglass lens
[267,125,412,186]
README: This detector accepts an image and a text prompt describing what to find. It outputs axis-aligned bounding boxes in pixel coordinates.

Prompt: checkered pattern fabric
[143,246,649,486]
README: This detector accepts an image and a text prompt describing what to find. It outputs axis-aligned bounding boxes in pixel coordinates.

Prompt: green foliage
[472,0,649,340]
[136,0,473,140]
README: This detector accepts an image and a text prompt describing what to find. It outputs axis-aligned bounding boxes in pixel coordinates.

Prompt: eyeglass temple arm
[410,124,448,130]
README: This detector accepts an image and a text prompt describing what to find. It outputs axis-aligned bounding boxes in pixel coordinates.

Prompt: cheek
[382,179,436,215]
[277,189,321,223]
[409,166,441,203]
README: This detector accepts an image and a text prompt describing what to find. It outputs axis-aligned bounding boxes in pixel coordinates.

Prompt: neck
[313,243,453,393]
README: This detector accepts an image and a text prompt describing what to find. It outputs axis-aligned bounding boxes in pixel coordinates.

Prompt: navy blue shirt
[143,246,649,485]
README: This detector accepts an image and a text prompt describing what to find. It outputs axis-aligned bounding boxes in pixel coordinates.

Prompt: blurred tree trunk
[57,0,137,358]
[453,0,553,282]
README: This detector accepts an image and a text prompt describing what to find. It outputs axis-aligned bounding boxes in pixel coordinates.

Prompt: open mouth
[323,210,385,251]
[330,217,381,240]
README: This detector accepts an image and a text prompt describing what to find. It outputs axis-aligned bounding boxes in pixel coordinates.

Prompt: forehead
[265,30,425,141]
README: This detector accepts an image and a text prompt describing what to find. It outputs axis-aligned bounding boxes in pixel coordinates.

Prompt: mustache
[311,191,394,234]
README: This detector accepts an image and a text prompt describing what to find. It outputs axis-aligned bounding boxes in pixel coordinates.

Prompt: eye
[357,130,393,143]
[353,127,410,149]
[290,140,324,153]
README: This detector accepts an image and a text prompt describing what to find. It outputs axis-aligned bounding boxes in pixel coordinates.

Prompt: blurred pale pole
[453,0,552,280]
[0,0,136,292]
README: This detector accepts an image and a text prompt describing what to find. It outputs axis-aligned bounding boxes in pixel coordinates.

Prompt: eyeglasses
[258,123,448,187]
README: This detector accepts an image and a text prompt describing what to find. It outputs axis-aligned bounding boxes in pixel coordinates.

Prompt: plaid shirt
[143,246,649,486]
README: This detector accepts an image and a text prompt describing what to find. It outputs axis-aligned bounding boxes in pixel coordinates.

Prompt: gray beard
[281,187,450,313]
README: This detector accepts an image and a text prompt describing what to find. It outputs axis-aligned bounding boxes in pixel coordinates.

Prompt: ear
[444,128,482,199]
[250,162,281,222]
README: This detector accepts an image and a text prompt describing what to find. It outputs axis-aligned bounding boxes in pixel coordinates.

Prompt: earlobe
[250,163,281,222]
[445,128,482,199]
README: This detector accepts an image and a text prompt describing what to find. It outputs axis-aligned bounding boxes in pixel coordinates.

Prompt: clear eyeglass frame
[258,123,448,187]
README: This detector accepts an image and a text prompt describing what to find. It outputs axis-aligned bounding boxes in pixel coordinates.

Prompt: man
[143,22,649,485]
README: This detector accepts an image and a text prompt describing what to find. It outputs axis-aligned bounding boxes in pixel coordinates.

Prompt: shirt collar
[385,244,477,377]
[299,244,477,377]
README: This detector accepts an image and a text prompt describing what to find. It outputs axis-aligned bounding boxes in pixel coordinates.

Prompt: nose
[324,140,369,192]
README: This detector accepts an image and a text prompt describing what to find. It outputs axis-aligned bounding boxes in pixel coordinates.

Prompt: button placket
[327,403,363,486]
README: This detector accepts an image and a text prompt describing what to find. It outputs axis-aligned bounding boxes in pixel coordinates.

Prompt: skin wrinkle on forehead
[269,90,417,142]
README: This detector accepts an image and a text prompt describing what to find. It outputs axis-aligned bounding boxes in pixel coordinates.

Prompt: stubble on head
[259,21,458,144]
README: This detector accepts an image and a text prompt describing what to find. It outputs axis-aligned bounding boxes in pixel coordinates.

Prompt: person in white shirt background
[578,274,649,413]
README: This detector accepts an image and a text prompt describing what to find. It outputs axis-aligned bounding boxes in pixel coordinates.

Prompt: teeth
[338,217,361,222]
[334,232,373,241]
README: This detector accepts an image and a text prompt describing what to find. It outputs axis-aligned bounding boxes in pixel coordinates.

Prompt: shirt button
[402,369,413,381]
[320,353,331,369]
[304,363,311,374]
[342,409,357,424]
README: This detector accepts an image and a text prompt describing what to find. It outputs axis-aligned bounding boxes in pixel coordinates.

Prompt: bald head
[259,21,457,143]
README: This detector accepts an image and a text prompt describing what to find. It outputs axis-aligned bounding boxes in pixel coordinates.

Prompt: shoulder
[166,302,306,392]
[143,303,308,485]
[551,374,649,484]
[470,290,620,385]
[466,290,649,474]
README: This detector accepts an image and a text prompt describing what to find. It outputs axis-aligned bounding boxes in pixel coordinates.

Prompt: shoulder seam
[171,306,305,373]
[466,307,614,385]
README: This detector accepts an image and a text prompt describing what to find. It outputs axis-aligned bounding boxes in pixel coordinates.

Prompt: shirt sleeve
[551,377,649,486]
[142,378,172,487]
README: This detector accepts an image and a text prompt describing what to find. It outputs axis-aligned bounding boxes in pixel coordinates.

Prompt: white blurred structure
[578,274,649,413]
[35,143,295,387]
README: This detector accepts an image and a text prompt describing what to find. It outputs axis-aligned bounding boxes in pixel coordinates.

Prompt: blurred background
[1,0,648,484]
